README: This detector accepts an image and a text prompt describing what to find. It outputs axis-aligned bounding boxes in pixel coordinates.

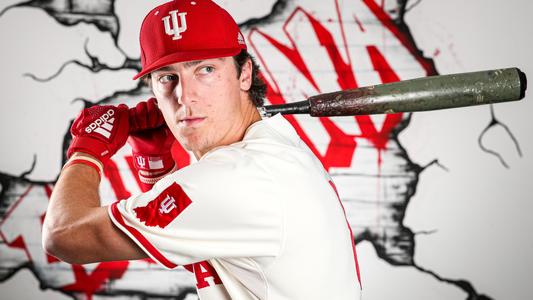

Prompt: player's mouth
[178,116,206,127]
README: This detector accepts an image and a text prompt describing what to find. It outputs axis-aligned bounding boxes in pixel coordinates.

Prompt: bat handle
[259,100,310,118]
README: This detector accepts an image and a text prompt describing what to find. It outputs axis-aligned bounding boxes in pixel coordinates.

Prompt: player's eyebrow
[183,58,225,69]
[153,58,224,75]
[152,66,175,74]
[183,60,204,69]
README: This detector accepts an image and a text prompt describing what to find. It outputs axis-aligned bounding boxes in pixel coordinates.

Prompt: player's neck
[193,106,261,160]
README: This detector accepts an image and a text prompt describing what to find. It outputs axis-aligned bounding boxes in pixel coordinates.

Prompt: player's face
[151,56,258,159]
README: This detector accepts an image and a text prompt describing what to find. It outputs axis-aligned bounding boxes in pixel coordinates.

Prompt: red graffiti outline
[249,0,411,170]
[1,183,132,299]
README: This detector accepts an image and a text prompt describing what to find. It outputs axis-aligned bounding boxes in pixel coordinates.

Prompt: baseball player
[43,0,362,299]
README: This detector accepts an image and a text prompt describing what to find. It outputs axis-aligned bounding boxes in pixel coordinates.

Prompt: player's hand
[68,104,130,164]
[128,98,175,175]
[129,97,166,133]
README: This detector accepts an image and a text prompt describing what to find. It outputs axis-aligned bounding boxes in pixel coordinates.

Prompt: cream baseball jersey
[109,114,362,299]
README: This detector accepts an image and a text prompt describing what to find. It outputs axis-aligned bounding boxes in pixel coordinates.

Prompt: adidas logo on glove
[85,109,115,138]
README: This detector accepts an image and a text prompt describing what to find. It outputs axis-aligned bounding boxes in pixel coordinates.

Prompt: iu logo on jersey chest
[162,10,188,40]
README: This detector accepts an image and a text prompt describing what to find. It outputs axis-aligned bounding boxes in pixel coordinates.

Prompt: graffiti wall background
[1,0,531,299]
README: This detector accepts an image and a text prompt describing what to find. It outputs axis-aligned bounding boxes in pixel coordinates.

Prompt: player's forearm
[42,157,103,262]
[43,104,151,264]
[43,159,149,264]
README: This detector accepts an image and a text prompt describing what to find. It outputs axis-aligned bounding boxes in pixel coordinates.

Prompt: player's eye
[158,74,178,84]
[197,65,214,75]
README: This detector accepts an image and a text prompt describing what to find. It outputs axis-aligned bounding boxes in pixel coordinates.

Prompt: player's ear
[239,59,252,91]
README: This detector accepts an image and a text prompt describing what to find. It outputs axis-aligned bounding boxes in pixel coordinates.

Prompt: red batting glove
[129,98,166,133]
[68,104,130,165]
[128,98,176,191]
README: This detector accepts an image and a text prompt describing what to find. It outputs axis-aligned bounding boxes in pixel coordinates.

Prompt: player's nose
[175,77,197,106]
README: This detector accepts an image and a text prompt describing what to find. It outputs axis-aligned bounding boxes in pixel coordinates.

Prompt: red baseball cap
[134,0,247,80]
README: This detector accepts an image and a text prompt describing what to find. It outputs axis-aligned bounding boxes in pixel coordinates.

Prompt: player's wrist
[62,153,105,179]
[67,135,113,163]
[136,163,177,192]
[137,163,177,184]
[138,162,176,178]
[70,151,101,161]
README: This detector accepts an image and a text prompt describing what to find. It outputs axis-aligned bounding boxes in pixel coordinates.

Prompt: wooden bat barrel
[260,68,527,117]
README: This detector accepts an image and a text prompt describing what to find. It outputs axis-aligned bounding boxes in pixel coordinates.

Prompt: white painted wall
[0,0,531,299]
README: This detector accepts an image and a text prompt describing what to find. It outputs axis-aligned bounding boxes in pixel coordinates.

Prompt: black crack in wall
[348,1,495,299]
[26,0,118,36]
[478,104,522,169]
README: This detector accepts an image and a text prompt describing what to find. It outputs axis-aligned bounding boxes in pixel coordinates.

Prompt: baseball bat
[259,68,527,117]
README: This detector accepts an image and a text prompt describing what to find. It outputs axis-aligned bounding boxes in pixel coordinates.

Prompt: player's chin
[176,134,201,151]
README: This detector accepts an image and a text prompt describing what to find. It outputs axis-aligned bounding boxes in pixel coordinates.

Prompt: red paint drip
[44,184,53,198]
[104,159,131,200]
[335,0,354,66]
[353,13,366,32]
[355,114,402,165]
[124,155,143,191]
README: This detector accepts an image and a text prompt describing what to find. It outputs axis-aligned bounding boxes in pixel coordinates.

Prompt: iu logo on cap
[162,10,188,40]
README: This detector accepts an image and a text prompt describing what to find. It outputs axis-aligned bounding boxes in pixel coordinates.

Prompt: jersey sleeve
[108,148,283,269]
